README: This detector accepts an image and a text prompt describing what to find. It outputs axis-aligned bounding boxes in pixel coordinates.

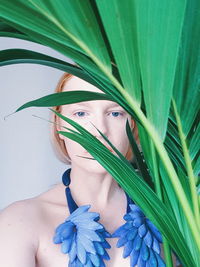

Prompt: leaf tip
[3,111,16,121]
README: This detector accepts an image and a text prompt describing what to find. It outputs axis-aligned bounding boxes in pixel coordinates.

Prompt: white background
[0,38,71,210]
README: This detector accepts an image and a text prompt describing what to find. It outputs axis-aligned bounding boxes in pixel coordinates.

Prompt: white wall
[0,38,72,210]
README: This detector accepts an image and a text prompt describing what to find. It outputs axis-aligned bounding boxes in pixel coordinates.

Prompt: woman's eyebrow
[71,102,121,108]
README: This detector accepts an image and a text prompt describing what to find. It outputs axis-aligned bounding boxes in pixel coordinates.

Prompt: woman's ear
[133,123,139,145]
[131,119,135,130]
[131,119,140,145]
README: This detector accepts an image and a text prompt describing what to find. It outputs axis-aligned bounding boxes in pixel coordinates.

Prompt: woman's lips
[80,145,114,160]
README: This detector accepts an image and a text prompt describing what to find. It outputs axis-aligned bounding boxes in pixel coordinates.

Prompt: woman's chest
[36,228,131,267]
[35,195,133,267]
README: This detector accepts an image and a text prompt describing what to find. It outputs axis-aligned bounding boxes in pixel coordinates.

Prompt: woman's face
[58,76,133,173]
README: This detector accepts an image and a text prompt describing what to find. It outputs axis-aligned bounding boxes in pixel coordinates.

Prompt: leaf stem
[150,142,173,267]
[172,99,200,228]
[150,141,162,199]
[163,241,174,267]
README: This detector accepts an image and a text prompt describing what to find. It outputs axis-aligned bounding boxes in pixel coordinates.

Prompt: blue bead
[123,240,134,258]
[55,222,71,233]
[74,258,83,267]
[79,228,101,242]
[89,253,100,267]
[133,234,142,251]
[53,234,62,244]
[77,220,103,231]
[117,235,128,248]
[129,211,143,219]
[85,255,93,267]
[153,237,160,254]
[101,239,111,249]
[62,168,71,186]
[112,225,129,237]
[141,240,149,261]
[94,242,104,256]
[77,240,87,264]
[137,252,146,267]
[148,250,158,266]
[144,231,153,248]
[146,219,162,243]
[155,252,166,267]
[129,204,144,214]
[99,259,106,267]
[77,234,96,254]
[73,212,100,223]
[69,236,77,263]
[138,224,147,238]
[101,230,112,238]
[61,238,73,254]
[60,224,75,239]
[130,249,140,266]
[101,249,110,260]
[124,214,133,221]
[67,205,91,221]
[127,228,137,241]
[124,221,133,229]
[133,217,144,227]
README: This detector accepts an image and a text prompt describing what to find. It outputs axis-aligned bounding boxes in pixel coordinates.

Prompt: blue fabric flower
[112,204,166,267]
[53,205,111,267]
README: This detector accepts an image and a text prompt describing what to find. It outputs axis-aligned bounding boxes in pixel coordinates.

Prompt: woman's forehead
[63,76,102,93]
[62,76,124,110]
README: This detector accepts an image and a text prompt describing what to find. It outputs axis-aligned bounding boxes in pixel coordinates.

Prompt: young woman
[0,73,166,267]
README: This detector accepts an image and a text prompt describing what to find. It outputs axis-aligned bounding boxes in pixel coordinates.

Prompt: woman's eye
[74,111,87,117]
[110,111,123,117]
[73,111,123,118]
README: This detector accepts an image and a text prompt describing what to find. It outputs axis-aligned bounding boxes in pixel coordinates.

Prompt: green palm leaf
[15,91,113,112]
[52,109,196,266]
[0,49,106,88]
[96,0,187,140]
[0,21,32,41]
[172,1,200,136]
[1,0,199,266]
[0,1,110,80]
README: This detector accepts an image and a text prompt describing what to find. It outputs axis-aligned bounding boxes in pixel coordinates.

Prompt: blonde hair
[50,73,134,164]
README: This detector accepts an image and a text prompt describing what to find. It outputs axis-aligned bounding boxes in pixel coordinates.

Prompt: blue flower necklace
[53,168,165,267]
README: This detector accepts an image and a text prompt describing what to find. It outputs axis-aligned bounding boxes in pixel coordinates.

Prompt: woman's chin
[73,156,108,173]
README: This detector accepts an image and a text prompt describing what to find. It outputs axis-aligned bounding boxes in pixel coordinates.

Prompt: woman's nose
[88,116,108,138]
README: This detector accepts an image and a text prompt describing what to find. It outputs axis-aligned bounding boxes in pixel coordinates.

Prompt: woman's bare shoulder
[0,199,39,266]
[0,184,66,251]
[0,183,67,223]
[0,198,41,247]
[0,191,50,224]
[0,198,39,226]
[0,188,64,267]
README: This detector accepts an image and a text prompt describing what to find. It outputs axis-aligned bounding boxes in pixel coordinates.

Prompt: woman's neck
[69,165,123,210]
